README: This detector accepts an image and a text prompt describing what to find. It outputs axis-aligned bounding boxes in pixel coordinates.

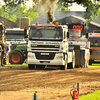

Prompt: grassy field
[67,90,100,100]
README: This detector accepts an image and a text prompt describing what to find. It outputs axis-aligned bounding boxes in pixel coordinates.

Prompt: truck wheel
[36,65,45,69]
[89,60,93,65]
[68,50,75,69]
[28,64,35,69]
[9,51,24,64]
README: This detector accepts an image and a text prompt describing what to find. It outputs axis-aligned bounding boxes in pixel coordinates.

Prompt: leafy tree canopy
[0,1,39,22]
[3,0,28,7]
[57,0,100,22]
[2,0,100,22]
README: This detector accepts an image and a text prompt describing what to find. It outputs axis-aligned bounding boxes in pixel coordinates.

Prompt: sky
[69,3,86,11]
[26,0,86,11]
[1,0,86,11]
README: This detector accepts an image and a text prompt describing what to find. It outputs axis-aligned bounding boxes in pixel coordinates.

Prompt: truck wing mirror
[24,29,27,35]
[86,33,88,38]
[24,29,28,38]
[67,32,69,38]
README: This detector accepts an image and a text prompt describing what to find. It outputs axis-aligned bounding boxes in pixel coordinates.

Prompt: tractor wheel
[9,51,24,64]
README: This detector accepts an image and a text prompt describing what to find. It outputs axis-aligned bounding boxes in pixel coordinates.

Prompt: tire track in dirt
[1,66,100,100]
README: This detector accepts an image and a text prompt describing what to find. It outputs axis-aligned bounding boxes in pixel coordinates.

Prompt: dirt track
[0,66,100,100]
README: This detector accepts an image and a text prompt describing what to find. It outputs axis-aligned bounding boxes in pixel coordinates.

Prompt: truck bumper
[28,52,65,65]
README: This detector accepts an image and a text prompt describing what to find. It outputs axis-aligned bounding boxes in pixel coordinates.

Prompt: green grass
[67,90,100,100]
[67,64,100,100]
[89,64,100,68]
[4,63,28,66]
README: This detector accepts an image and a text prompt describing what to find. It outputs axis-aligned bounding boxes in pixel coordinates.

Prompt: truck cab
[68,21,90,68]
[27,22,75,70]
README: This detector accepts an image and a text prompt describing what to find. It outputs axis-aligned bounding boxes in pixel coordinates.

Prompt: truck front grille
[31,45,60,51]
[35,52,55,60]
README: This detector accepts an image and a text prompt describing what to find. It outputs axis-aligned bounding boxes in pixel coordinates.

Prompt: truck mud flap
[0,52,1,66]
[80,50,85,67]
[74,45,80,67]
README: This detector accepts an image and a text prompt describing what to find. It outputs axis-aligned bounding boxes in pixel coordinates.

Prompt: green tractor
[5,28,28,64]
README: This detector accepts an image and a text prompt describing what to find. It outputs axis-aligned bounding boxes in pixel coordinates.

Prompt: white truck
[68,21,90,68]
[26,22,75,70]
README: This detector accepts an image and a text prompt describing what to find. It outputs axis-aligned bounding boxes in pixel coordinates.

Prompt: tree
[57,0,100,22]
[2,0,100,22]
[56,1,72,11]
[0,1,39,22]
[32,0,100,23]
[3,0,28,7]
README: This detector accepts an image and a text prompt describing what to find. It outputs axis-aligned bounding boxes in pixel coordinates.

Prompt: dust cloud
[33,0,58,22]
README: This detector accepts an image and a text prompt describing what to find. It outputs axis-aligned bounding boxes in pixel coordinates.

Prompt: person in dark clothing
[0,40,5,66]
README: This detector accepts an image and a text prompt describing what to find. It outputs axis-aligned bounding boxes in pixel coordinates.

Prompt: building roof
[31,11,100,33]
[31,11,86,24]
[0,16,16,28]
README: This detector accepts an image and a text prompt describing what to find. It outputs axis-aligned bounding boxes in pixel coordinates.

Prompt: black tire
[60,65,66,70]
[9,51,24,64]
[36,65,45,69]
[89,60,93,65]
[28,64,35,69]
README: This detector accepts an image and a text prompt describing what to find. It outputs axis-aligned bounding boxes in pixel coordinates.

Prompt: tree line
[1,0,100,23]
[0,1,39,22]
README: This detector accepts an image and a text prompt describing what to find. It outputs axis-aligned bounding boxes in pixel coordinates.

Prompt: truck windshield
[29,29,63,40]
[69,29,81,39]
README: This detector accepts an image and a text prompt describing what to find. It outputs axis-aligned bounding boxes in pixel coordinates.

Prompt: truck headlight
[55,55,63,59]
[28,55,34,58]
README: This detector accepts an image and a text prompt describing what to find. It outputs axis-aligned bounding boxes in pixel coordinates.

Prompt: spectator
[6,44,9,53]
[0,40,5,67]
